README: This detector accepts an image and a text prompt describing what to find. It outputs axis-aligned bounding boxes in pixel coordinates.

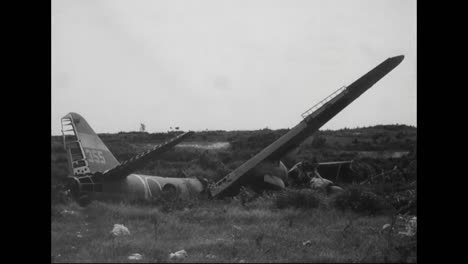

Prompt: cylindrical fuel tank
[101,174,204,200]
[70,174,204,205]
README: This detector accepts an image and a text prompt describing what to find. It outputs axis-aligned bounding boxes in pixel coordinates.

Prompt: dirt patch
[175,142,231,150]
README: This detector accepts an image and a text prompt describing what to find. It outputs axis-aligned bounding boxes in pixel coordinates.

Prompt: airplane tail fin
[61,112,120,176]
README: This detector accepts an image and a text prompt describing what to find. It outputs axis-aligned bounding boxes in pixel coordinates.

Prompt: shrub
[160,148,201,162]
[51,164,72,205]
[333,185,388,215]
[51,181,72,205]
[182,165,220,182]
[199,150,223,170]
[311,135,327,148]
[274,189,323,209]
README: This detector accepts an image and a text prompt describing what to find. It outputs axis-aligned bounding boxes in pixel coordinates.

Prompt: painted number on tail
[85,149,106,164]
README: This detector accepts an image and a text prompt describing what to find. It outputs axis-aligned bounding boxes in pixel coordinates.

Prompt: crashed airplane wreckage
[63,55,404,206]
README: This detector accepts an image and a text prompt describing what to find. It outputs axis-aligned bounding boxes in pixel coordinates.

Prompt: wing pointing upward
[94,131,194,181]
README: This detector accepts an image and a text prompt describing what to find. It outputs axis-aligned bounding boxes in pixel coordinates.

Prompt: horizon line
[51,122,417,137]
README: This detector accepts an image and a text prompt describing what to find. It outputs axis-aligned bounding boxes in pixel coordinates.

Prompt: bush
[333,185,388,215]
[51,163,71,205]
[51,181,72,205]
[311,135,327,148]
[199,151,223,170]
[274,189,323,209]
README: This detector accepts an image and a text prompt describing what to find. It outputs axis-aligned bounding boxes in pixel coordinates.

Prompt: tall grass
[274,189,325,210]
[52,195,415,263]
[333,185,391,216]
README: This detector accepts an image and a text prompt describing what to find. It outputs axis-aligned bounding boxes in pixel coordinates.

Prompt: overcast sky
[51,0,416,135]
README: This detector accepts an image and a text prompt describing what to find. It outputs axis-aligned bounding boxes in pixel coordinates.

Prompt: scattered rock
[399,216,417,236]
[381,223,391,232]
[302,240,312,246]
[169,249,187,260]
[111,224,130,236]
[76,232,83,238]
[128,253,143,261]
[61,209,79,216]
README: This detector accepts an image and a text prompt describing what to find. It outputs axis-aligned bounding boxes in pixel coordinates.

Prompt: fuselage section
[87,174,204,202]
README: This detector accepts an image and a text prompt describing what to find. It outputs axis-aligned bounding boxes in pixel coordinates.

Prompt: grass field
[51,192,416,263]
[51,125,416,263]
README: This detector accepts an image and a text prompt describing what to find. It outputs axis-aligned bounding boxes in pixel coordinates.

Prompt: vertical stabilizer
[61,112,120,176]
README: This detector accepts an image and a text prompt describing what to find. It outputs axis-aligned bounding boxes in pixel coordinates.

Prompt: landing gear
[67,177,93,207]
